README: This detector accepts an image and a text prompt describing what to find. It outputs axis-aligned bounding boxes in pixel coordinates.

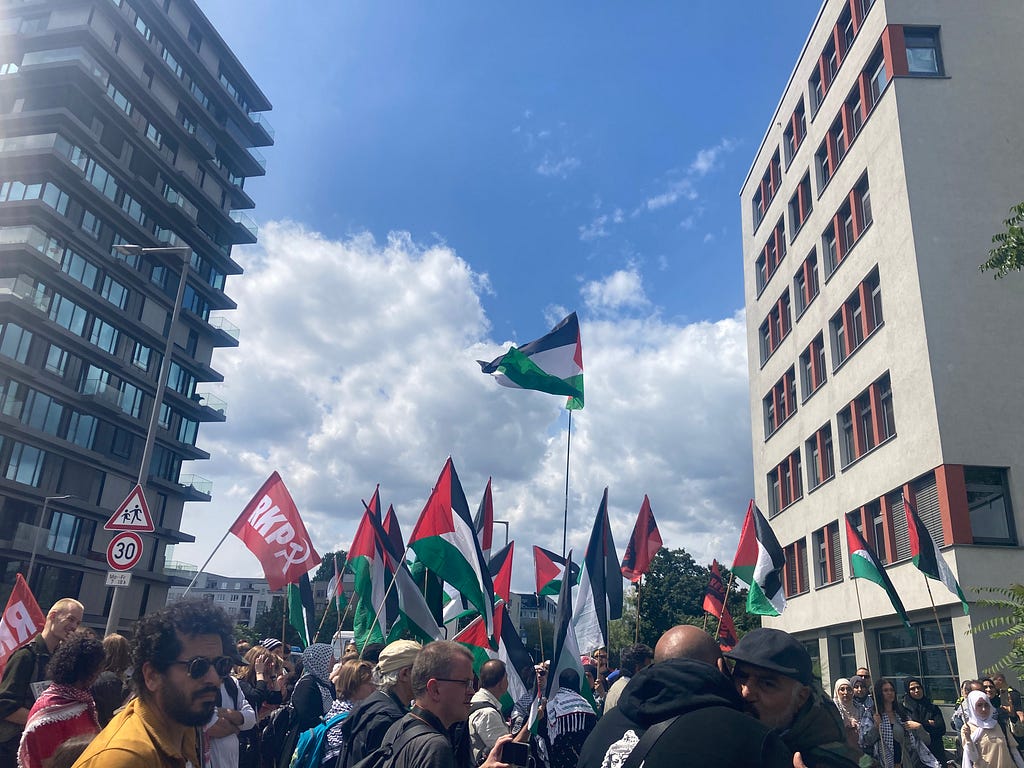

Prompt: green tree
[312,551,347,583]
[970,585,1024,675]
[609,548,759,652]
[981,202,1024,278]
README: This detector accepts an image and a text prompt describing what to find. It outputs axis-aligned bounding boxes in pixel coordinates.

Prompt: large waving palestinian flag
[904,494,969,614]
[409,457,496,645]
[845,514,911,629]
[478,311,584,410]
[534,546,579,597]
[731,500,786,616]
[573,488,623,656]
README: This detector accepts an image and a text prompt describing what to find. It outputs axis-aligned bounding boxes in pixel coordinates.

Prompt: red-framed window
[784,99,807,166]
[823,172,872,276]
[837,371,895,468]
[813,521,843,586]
[755,218,787,295]
[788,173,813,239]
[793,249,820,316]
[805,422,836,490]
[798,332,827,400]
[829,266,882,368]
[763,366,797,439]
[768,449,803,517]
[783,538,809,597]
[758,289,792,365]
[752,150,782,230]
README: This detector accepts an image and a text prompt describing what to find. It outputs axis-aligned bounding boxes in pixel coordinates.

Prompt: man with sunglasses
[74,598,237,767]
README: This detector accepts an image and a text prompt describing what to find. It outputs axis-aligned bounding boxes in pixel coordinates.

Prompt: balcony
[194,391,227,418]
[207,314,240,346]
[247,146,266,172]
[229,210,258,240]
[179,474,213,500]
[248,110,275,142]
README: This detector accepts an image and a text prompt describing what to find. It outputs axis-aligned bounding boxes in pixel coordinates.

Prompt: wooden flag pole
[562,410,572,559]
[923,576,959,685]
[312,599,332,643]
[713,571,737,644]
[852,576,874,707]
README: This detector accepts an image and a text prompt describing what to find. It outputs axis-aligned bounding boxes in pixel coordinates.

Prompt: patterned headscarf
[833,678,853,719]
[302,644,336,712]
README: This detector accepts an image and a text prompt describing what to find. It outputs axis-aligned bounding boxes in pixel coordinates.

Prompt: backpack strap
[622,715,680,768]
[469,701,498,715]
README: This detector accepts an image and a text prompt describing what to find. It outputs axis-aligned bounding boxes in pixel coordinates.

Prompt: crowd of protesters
[1,597,1023,768]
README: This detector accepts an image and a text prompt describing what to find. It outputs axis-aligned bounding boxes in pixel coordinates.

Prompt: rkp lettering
[247,494,313,573]
[0,600,40,655]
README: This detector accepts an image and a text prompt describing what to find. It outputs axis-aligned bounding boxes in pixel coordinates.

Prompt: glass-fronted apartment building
[0,0,271,630]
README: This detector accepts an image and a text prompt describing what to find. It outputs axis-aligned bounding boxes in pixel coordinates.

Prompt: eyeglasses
[168,656,234,680]
[433,677,476,691]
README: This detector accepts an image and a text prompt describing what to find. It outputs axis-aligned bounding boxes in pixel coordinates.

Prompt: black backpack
[345,716,441,768]
[260,703,297,768]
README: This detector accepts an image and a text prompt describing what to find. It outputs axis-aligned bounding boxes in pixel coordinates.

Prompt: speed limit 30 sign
[106,531,144,571]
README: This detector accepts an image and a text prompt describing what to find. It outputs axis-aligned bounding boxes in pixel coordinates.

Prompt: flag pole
[536,593,545,660]
[714,571,736,644]
[852,577,871,693]
[312,601,331,643]
[634,578,642,643]
[362,562,402,655]
[182,529,232,596]
[923,577,959,685]
[562,410,572,558]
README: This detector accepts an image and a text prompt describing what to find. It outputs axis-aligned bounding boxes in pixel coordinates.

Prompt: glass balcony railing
[207,314,240,340]
[229,210,257,238]
[0,225,62,263]
[194,391,227,416]
[247,146,266,171]
[0,275,49,311]
[248,111,275,140]
[179,474,213,495]
[21,47,107,85]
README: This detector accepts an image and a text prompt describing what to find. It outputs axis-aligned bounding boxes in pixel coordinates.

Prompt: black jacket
[339,688,410,768]
[577,658,791,768]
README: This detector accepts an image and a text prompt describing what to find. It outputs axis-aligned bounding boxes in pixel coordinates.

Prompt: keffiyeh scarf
[546,687,593,744]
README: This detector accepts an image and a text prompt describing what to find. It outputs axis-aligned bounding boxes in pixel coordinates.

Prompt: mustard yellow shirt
[72,696,201,768]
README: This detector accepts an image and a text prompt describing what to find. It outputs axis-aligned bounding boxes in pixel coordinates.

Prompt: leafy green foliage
[970,585,1024,675]
[312,551,347,583]
[981,202,1024,279]
[608,548,759,652]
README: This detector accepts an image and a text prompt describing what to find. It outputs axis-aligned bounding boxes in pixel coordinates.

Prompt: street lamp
[26,494,73,584]
[494,520,510,547]
[106,244,191,636]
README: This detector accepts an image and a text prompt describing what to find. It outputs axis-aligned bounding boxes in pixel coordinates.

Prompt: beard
[158,682,219,726]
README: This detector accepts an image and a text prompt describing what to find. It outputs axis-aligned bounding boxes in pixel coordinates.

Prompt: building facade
[741,0,1023,701]
[165,564,278,627]
[0,0,271,630]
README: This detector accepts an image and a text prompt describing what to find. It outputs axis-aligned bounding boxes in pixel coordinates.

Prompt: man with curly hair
[0,596,83,768]
[73,598,237,768]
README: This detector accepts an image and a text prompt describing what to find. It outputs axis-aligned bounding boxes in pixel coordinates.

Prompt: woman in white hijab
[961,689,1024,768]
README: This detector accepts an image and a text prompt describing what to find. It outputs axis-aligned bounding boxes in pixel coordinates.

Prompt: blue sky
[176,2,824,591]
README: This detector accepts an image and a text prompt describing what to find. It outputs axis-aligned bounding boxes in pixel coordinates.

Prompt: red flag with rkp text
[0,574,45,676]
[230,472,321,591]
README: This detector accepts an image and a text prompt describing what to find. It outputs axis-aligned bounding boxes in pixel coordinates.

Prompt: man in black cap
[577,625,791,768]
[725,628,875,768]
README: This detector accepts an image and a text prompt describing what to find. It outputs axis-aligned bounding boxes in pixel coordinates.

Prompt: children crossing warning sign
[104,484,155,532]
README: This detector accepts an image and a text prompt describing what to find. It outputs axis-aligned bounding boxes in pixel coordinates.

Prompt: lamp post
[105,245,191,636]
[494,519,510,547]
[26,494,73,584]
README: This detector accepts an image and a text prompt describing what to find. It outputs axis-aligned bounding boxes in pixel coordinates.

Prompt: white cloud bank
[175,223,754,592]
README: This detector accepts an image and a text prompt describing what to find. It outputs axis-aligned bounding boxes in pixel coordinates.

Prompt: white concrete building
[740,0,1024,701]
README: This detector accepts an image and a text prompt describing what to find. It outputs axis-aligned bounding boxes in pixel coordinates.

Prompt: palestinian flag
[621,495,662,583]
[573,488,623,656]
[489,541,514,604]
[382,505,405,564]
[327,553,344,613]
[703,560,736,651]
[409,457,495,645]
[478,311,584,410]
[366,485,383,522]
[475,478,494,563]
[904,494,969,614]
[408,558,446,626]
[453,602,533,709]
[349,506,388,649]
[731,500,786,616]
[534,546,579,597]
[287,573,316,648]
[545,551,596,710]
[845,515,911,630]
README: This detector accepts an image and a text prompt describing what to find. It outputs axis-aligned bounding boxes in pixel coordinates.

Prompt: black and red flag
[703,560,736,651]
[621,494,663,583]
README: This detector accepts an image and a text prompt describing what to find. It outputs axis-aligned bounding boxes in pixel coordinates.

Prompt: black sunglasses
[168,655,234,680]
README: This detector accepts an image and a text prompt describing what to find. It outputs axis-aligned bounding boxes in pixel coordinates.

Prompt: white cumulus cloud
[175,223,754,593]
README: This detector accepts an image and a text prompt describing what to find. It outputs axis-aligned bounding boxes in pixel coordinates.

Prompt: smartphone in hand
[501,742,530,767]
